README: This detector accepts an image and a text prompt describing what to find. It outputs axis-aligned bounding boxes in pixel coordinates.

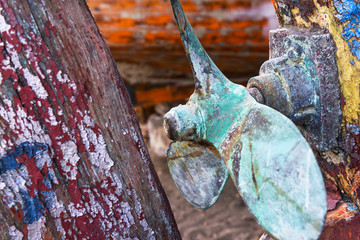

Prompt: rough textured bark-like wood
[0,0,180,239]
[271,1,360,239]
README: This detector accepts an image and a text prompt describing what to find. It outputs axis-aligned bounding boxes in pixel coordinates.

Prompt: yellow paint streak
[289,2,360,125]
[310,2,360,125]
[291,7,312,28]
[336,165,360,210]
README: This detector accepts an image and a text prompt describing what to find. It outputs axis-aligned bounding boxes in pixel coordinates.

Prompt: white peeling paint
[9,226,23,240]
[0,10,10,32]
[60,141,80,180]
[27,217,46,240]
[23,68,48,99]
[49,199,65,218]
[56,71,70,83]
[0,12,48,99]
[56,70,77,91]
[5,41,48,99]
[120,201,135,226]
[0,95,52,150]
[0,167,28,209]
[54,219,66,240]
[47,107,58,126]
[83,115,95,128]
[133,189,154,239]
[79,121,114,171]
[68,202,86,218]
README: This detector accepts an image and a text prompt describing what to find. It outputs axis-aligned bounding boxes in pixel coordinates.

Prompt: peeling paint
[0,2,164,238]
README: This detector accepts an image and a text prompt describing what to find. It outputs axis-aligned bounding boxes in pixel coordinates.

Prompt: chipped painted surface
[0,1,179,239]
[164,1,327,239]
[334,0,360,60]
[332,0,360,125]
[270,0,360,238]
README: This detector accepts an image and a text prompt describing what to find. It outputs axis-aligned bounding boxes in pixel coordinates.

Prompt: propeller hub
[163,105,202,141]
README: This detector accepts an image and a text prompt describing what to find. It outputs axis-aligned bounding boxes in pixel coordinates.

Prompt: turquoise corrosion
[164,0,328,239]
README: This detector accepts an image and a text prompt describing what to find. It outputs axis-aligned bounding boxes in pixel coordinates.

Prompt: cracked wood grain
[0,0,180,239]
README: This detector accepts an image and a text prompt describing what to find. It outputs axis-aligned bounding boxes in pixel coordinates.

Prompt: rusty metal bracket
[248,28,342,151]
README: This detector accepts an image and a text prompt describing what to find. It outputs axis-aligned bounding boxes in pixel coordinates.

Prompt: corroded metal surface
[167,141,228,209]
[248,28,341,151]
[271,1,360,239]
[164,1,327,239]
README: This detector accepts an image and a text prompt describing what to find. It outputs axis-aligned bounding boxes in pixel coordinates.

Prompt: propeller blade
[220,102,327,240]
[167,141,229,209]
[170,0,230,91]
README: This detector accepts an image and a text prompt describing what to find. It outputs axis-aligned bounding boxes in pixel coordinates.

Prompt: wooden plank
[135,85,194,107]
[87,0,275,79]
[0,0,180,239]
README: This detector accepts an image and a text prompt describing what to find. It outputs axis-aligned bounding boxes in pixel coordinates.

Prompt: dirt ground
[150,152,265,240]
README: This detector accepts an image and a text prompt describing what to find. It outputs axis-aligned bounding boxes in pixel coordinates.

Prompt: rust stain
[180,158,195,184]
[167,150,204,160]
[206,75,210,95]
[219,110,251,164]
[196,161,202,175]
[249,127,260,200]
[173,144,195,184]
[325,201,357,227]
[214,168,222,175]
[251,160,260,200]
[232,142,243,184]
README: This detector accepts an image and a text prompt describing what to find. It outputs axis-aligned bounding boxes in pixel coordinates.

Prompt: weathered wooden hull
[0,0,180,239]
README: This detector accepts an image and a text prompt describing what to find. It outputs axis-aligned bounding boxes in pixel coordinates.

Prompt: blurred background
[87,0,278,239]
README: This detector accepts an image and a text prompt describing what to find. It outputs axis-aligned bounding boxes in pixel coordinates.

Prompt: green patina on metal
[164,0,327,239]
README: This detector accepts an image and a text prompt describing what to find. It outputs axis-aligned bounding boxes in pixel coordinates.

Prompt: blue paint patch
[0,153,19,174]
[335,0,360,60]
[41,190,56,211]
[20,189,45,224]
[347,203,359,212]
[0,142,56,224]
[350,59,355,65]
[22,142,48,159]
[42,177,52,189]
[0,142,49,174]
[346,123,360,134]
